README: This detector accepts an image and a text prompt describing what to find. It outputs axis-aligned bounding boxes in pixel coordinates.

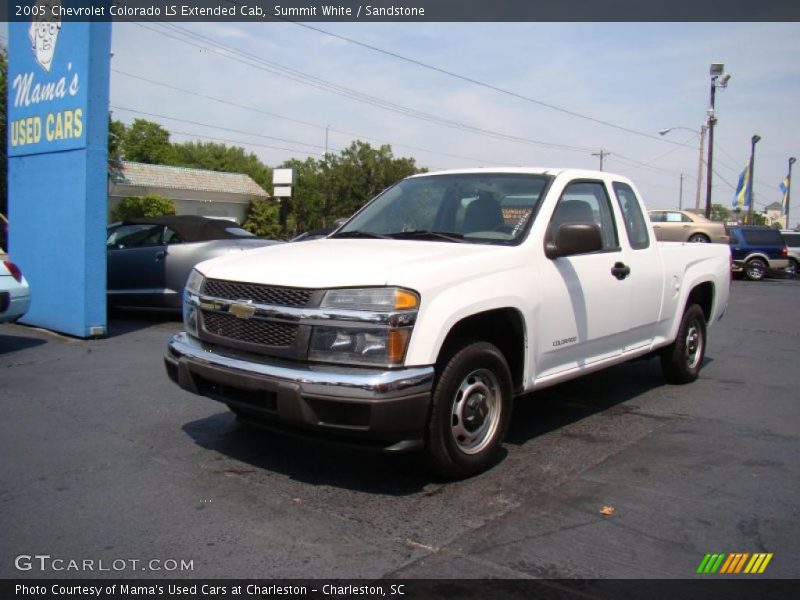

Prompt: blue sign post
[7,8,111,337]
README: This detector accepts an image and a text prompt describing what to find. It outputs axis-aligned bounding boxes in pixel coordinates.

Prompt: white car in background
[1,259,30,323]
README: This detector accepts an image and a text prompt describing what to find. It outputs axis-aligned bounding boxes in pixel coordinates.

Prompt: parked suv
[728,226,789,281]
[781,230,800,277]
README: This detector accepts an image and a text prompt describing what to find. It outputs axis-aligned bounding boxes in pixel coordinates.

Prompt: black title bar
[3,0,800,23]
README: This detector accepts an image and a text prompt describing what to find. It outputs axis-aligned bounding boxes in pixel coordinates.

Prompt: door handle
[155,250,167,261]
[611,262,630,280]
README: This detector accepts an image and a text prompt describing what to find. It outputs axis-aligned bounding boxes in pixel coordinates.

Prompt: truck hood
[197,238,516,290]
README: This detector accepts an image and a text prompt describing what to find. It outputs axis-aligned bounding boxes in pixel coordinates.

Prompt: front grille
[202,279,312,307]
[202,311,298,347]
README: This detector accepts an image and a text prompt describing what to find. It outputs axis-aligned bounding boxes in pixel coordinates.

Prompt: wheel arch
[435,308,527,394]
[685,280,715,324]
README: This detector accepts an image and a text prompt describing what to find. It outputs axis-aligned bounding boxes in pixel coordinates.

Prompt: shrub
[111,195,177,221]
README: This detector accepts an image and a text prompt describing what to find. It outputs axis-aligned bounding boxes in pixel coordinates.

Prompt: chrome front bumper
[165,332,434,451]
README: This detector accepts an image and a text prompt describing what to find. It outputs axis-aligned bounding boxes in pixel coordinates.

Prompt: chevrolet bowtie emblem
[229,302,256,320]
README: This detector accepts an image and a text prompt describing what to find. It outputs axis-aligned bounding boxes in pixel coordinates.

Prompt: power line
[272,17,689,146]
[111,105,327,152]
[131,21,598,155]
[112,68,515,166]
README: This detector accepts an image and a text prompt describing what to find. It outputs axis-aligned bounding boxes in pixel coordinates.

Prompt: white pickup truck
[165,168,731,477]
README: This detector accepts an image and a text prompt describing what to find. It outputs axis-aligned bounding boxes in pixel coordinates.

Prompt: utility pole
[324,124,330,158]
[679,173,684,210]
[591,149,611,171]
[746,134,761,225]
[695,125,706,211]
[705,63,731,218]
[787,157,796,230]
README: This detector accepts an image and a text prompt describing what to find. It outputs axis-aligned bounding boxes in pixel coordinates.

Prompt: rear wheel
[744,258,767,281]
[660,304,706,384]
[786,259,799,278]
[687,233,710,243]
[425,341,512,478]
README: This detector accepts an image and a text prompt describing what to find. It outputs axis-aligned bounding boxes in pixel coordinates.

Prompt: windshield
[336,173,551,245]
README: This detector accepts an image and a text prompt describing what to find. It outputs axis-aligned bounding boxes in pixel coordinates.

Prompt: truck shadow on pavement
[182,411,434,495]
[106,309,181,338]
[182,356,703,494]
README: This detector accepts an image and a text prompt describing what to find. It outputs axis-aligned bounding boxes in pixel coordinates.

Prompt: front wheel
[744,258,767,281]
[660,304,706,384]
[425,341,513,478]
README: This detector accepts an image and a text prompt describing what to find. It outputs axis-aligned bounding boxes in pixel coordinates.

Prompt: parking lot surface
[1,280,799,579]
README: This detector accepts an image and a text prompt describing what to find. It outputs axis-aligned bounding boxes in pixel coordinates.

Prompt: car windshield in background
[335,173,551,245]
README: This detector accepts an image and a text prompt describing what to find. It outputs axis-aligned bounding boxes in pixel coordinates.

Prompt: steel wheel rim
[685,322,703,370]
[747,261,765,279]
[450,368,501,455]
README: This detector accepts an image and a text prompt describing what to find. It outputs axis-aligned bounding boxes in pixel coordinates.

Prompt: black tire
[687,233,710,243]
[660,304,706,384]
[425,341,513,478]
[786,259,799,278]
[744,258,767,281]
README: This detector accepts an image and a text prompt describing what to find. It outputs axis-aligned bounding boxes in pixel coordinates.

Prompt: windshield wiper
[332,230,391,240]
[386,230,466,243]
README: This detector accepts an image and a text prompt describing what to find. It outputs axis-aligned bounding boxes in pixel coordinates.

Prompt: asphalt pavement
[1,279,799,579]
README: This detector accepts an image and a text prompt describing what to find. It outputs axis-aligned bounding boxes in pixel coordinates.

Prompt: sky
[6,20,800,215]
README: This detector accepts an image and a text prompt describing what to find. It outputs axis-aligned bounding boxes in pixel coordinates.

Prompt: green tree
[709,204,731,222]
[123,119,174,164]
[242,198,282,238]
[108,117,127,180]
[284,141,424,235]
[171,140,271,191]
[111,194,176,221]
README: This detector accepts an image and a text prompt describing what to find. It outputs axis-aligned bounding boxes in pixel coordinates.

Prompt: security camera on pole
[704,63,731,218]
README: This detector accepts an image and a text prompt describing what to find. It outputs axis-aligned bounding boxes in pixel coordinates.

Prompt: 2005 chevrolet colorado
[165,168,731,477]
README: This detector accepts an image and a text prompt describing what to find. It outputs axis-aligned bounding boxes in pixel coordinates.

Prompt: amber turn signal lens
[387,329,411,363]
[394,289,419,310]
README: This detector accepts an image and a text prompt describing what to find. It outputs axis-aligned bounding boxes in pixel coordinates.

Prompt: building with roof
[108,161,269,224]
[763,201,787,229]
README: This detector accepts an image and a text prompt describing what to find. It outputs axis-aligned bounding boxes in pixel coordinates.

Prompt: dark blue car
[728,226,790,281]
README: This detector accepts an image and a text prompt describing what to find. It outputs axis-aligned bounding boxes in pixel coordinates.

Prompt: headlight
[321,287,419,312]
[185,269,205,295]
[309,327,411,366]
[183,270,205,337]
[311,287,419,367]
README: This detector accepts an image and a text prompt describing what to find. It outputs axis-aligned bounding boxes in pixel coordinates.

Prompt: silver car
[107,216,280,309]
[781,230,800,277]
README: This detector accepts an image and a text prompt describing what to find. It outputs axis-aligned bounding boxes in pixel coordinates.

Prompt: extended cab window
[547,181,619,251]
[612,182,650,250]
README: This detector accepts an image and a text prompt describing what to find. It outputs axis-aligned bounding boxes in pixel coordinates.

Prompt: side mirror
[545,223,603,259]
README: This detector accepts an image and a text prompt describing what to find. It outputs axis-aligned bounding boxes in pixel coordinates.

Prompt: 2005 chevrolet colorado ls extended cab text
[165,168,731,477]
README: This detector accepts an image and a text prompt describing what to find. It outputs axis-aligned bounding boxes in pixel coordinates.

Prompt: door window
[107,224,164,249]
[548,181,619,251]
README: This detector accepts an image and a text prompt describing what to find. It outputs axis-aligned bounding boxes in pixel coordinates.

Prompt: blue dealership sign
[8,14,90,155]
[7,2,111,338]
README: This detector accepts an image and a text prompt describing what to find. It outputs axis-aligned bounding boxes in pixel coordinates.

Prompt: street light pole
[787,157,797,230]
[704,63,730,219]
[696,125,706,211]
[658,125,707,211]
[746,134,761,224]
